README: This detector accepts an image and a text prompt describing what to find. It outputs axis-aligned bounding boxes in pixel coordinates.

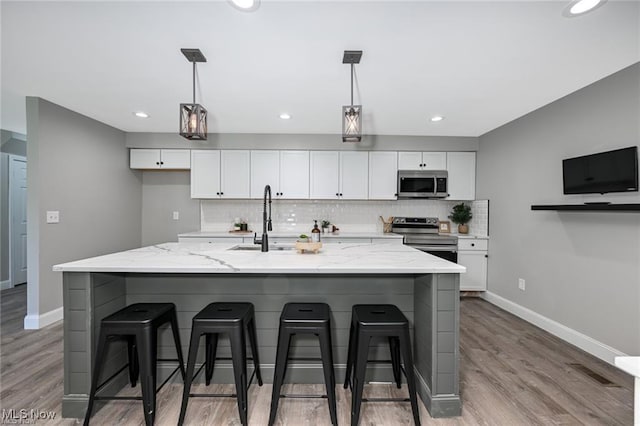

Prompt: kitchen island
[54,241,465,418]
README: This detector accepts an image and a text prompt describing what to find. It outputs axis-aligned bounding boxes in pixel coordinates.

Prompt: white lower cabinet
[458,238,488,291]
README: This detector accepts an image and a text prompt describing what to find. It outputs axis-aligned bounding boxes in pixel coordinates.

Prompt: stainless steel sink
[228,245,295,251]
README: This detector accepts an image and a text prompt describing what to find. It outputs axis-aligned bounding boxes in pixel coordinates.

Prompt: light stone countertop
[53,242,465,274]
[178,231,404,239]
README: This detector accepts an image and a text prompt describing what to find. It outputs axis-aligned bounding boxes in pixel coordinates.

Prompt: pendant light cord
[192,61,196,104]
[350,63,354,106]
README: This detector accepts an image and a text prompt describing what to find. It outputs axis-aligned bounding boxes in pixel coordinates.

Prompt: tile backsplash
[201,199,489,236]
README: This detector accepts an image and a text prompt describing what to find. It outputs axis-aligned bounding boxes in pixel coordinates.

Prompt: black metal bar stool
[178,302,263,426]
[269,302,338,426]
[84,303,185,426]
[343,304,420,426]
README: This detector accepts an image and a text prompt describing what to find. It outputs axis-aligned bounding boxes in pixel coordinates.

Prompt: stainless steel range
[391,217,458,262]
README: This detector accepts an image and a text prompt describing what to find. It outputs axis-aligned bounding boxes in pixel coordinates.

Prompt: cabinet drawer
[458,239,488,251]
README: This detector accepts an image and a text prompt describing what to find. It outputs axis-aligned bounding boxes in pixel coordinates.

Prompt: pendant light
[179,48,208,140]
[342,50,362,143]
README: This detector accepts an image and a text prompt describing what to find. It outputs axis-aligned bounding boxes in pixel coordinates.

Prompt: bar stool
[269,303,338,426]
[344,304,420,426]
[178,302,263,426]
[84,303,185,426]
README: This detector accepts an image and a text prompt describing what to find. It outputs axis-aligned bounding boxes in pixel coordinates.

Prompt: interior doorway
[9,155,27,287]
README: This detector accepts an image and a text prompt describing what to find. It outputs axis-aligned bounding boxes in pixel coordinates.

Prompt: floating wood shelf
[531,204,640,212]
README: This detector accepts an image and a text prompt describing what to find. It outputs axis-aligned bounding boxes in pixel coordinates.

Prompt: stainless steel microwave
[397,170,448,199]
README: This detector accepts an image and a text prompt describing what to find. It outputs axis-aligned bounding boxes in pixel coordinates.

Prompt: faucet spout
[255,185,272,252]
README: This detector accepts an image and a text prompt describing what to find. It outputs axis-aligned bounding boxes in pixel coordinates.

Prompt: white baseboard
[481,291,627,366]
[23,306,64,329]
[0,280,10,291]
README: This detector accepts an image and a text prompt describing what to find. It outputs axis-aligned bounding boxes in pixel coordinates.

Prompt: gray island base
[56,242,463,419]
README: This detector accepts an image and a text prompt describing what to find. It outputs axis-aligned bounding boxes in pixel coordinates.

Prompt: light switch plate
[46,211,60,224]
[173,211,180,220]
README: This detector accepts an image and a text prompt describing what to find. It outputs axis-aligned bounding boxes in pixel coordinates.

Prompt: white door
[421,152,447,170]
[458,251,487,291]
[220,150,251,198]
[447,152,476,200]
[10,156,27,286]
[310,151,340,199]
[279,151,309,199]
[397,152,422,170]
[160,149,191,169]
[190,150,221,198]
[339,152,368,199]
[369,151,398,200]
[250,151,280,199]
[130,149,161,169]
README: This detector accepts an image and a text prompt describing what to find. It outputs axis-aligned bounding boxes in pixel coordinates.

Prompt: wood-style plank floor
[0,285,633,425]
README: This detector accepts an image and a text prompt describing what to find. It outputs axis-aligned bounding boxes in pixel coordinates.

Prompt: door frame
[8,154,27,289]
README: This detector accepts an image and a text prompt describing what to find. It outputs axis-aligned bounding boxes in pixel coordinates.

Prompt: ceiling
[1,1,638,137]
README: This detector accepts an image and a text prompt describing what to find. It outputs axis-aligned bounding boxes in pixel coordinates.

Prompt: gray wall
[26,97,142,317]
[476,63,640,355]
[141,171,199,245]
[1,131,27,283]
[134,132,480,245]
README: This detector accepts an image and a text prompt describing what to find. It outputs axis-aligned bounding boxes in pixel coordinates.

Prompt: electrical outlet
[172,211,180,220]
[518,278,526,291]
[46,211,60,224]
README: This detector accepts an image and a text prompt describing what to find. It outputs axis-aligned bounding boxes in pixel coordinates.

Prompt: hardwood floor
[0,285,633,425]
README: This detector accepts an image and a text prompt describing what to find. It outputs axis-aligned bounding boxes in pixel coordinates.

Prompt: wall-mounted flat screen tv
[563,146,638,194]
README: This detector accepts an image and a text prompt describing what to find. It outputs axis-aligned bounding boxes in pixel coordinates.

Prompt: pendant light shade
[342,50,363,143]
[179,48,208,141]
[342,105,362,142]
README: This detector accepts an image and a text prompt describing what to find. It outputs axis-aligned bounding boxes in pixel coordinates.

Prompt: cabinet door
[310,151,340,199]
[458,251,487,291]
[369,151,398,200]
[250,151,280,199]
[160,149,191,169]
[221,150,251,198]
[280,151,310,199]
[398,152,422,170]
[130,149,161,169]
[422,152,447,170]
[447,152,476,200]
[339,152,368,200]
[190,150,221,198]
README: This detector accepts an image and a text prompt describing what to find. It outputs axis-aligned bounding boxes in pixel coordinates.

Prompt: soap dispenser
[311,220,321,242]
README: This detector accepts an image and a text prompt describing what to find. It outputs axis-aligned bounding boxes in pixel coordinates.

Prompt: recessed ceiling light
[430,115,444,122]
[279,113,291,120]
[229,0,260,12]
[564,0,606,17]
[133,111,149,118]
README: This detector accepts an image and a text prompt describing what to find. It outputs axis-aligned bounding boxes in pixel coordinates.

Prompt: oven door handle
[411,245,458,252]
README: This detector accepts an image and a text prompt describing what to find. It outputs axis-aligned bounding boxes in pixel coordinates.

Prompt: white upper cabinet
[447,152,476,200]
[190,150,221,198]
[398,151,446,170]
[250,151,280,199]
[369,152,398,200]
[310,151,369,200]
[220,150,250,198]
[340,152,369,200]
[130,149,191,169]
[250,151,309,199]
[310,151,340,199]
[279,151,310,199]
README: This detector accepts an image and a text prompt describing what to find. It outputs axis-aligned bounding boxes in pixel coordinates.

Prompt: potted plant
[321,220,331,233]
[448,203,472,234]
